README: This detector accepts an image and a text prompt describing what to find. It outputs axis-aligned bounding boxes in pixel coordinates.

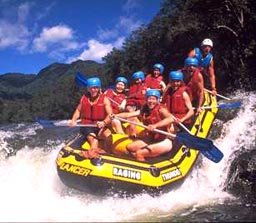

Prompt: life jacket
[104,89,126,114]
[181,68,201,102]
[139,104,166,142]
[194,47,213,76]
[80,93,106,124]
[162,85,191,124]
[128,83,147,108]
[144,74,163,90]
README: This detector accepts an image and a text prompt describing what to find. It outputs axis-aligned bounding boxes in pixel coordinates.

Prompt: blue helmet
[87,77,101,88]
[184,57,199,67]
[132,71,145,81]
[146,89,161,100]
[115,76,128,86]
[153,63,164,74]
[169,71,183,81]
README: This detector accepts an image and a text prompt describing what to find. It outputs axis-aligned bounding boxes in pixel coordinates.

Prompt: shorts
[80,126,100,138]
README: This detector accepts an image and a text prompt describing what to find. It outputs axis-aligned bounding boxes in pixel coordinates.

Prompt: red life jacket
[144,74,163,89]
[181,68,201,102]
[128,83,147,108]
[163,85,191,124]
[104,89,125,114]
[80,93,106,124]
[139,104,166,142]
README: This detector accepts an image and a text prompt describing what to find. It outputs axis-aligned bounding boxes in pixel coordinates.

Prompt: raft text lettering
[59,162,92,176]
[113,167,141,181]
[162,169,181,181]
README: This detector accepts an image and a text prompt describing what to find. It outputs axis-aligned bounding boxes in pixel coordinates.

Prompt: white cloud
[123,0,140,12]
[67,37,125,63]
[0,2,32,51]
[0,21,30,51]
[97,28,119,41]
[33,25,81,55]
[17,2,31,23]
[118,16,142,33]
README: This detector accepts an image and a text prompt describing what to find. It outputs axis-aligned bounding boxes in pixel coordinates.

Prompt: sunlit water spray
[0,91,255,221]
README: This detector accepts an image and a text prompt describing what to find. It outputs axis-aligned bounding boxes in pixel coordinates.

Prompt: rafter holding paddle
[204,88,231,100]
[112,115,223,163]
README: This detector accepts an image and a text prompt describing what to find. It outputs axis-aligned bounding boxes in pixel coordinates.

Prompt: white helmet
[201,38,213,47]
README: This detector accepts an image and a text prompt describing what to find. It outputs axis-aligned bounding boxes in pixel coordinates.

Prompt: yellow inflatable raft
[55,91,218,196]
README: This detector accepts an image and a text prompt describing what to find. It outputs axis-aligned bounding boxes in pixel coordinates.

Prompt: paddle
[199,101,242,110]
[36,119,97,128]
[106,96,121,106]
[204,88,231,100]
[75,72,87,87]
[169,114,223,163]
[113,116,223,163]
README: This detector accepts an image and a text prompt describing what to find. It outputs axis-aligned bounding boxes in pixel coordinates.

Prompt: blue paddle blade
[36,119,55,128]
[218,102,241,109]
[75,72,87,87]
[176,131,223,163]
[200,145,224,163]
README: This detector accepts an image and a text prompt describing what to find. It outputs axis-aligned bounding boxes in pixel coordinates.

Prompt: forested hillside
[1,0,255,124]
[0,60,104,123]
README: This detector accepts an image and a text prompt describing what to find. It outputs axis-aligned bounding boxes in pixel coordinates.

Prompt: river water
[0,91,255,222]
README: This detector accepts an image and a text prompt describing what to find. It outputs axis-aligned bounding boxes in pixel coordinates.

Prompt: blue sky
[0,0,162,74]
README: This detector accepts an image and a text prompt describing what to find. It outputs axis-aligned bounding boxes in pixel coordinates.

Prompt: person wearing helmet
[104,76,128,114]
[181,57,205,115]
[113,89,175,161]
[188,38,217,96]
[104,76,128,134]
[162,71,194,132]
[144,63,166,94]
[69,76,113,158]
[128,71,147,109]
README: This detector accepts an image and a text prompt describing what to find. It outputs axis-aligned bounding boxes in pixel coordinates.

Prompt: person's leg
[136,138,173,160]
[111,119,125,134]
[126,139,147,158]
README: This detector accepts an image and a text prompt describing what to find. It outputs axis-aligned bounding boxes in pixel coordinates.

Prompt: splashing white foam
[0,91,255,221]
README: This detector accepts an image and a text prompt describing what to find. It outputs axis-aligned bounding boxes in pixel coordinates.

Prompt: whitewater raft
[56,91,218,196]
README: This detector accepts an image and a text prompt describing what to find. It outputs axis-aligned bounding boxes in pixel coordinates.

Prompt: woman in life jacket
[162,71,194,133]
[104,76,128,134]
[69,77,113,158]
[114,89,175,162]
[144,63,166,94]
[128,71,147,109]
[181,57,205,115]
[188,38,217,96]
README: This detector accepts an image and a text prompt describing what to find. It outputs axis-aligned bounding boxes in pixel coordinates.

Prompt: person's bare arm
[179,91,194,123]
[102,97,113,125]
[188,49,195,57]
[69,104,81,127]
[195,72,205,115]
[209,59,217,96]
[147,106,174,131]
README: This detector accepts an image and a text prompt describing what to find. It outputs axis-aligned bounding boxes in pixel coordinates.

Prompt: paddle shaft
[71,124,97,127]
[107,96,121,106]
[204,88,231,100]
[169,114,191,134]
[115,116,176,138]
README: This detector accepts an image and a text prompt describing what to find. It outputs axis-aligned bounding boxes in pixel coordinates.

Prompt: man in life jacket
[127,71,147,109]
[104,76,128,134]
[114,89,175,162]
[162,71,194,133]
[181,57,205,115]
[188,38,217,96]
[144,63,166,94]
[69,77,113,158]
